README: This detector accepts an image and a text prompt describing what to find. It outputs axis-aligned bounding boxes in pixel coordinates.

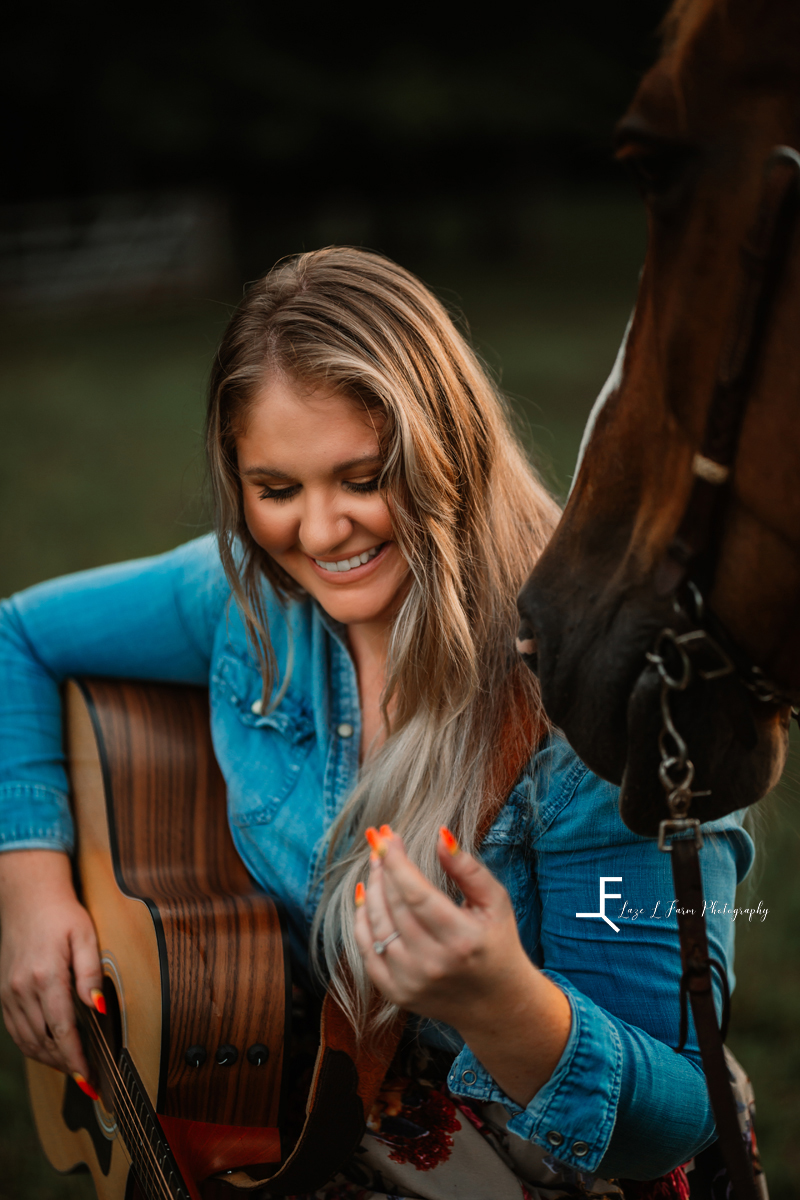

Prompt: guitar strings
[82,1015,175,1200]
[81,1010,182,1200]
[83,1026,173,1200]
[82,1014,177,1200]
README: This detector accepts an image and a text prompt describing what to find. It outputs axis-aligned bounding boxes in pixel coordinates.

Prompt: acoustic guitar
[26,677,290,1200]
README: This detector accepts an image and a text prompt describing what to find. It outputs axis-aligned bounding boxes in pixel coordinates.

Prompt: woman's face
[237,374,409,632]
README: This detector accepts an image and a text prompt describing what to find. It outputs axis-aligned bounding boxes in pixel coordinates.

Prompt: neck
[346,617,390,675]
[346,619,394,763]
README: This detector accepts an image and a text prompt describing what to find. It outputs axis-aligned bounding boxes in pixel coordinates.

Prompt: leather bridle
[646,145,800,1200]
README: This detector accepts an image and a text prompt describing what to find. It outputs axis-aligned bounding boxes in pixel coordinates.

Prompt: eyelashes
[346,477,382,495]
[257,484,298,502]
[257,477,381,503]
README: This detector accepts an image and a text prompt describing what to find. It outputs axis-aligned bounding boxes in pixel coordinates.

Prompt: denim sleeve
[0,535,230,854]
[448,739,755,1181]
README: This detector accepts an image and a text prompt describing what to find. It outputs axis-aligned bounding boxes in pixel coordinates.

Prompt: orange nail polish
[73,1072,100,1101]
[365,827,387,858]
[379,824,393,839]
[355,882,366,907]
[90,988,107,1015]
[439,826,459,855]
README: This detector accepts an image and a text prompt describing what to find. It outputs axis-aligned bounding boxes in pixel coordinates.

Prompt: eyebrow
[240,455,383,479]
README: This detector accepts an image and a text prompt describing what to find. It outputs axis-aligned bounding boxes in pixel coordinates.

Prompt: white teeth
[315,544,383,573]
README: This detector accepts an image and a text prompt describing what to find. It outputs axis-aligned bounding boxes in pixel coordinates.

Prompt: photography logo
[576,877,622,932]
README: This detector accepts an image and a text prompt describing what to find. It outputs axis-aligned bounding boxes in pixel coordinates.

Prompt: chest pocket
[212,649,317,826]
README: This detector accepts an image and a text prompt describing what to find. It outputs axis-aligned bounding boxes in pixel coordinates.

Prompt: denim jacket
[0,535,754,1180]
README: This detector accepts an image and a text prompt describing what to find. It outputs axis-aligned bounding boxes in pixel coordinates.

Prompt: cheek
[242,496,294,555]
[371,497,395,540]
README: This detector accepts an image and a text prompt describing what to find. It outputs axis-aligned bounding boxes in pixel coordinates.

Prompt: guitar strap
[216,685,546,1197]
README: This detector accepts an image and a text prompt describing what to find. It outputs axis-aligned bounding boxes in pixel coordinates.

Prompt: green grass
[0,193,797,1197]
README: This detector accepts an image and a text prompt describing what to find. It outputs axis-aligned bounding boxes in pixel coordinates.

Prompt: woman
[0,248,754,1196]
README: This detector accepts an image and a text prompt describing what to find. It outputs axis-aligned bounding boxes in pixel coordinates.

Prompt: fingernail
[72,1072,100,1101]
[439,826,459,856]
[379,824,393,839]
[91,988,107,1015]
[365,827,387,859]
[355,882,366,907]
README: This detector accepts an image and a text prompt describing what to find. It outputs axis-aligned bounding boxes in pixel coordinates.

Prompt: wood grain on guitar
[26,679,289,1200]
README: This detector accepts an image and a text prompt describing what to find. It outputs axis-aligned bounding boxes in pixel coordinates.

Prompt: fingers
[39,979,90,1079]
[0,883,101,1078]
[436,828,507,913]
[2,964,89,1076]
[1,997,61,1069]
[70,918,105,1012]
[353,882,398,992]
[375,826,506,935]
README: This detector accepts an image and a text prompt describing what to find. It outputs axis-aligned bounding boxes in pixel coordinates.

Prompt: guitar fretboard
[115,1049,193,1200]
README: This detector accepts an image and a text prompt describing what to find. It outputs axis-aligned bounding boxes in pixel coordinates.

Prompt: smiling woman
[237,378,408,757]
[237,381,405,632]
[0,246,762,1198]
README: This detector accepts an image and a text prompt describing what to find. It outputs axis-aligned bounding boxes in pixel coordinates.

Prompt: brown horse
[518,0,800,839]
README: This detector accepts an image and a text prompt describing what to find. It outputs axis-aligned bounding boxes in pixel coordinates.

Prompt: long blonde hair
[206,247,560,1034]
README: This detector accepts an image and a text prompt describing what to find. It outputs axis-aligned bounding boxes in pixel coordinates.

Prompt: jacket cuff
[447,969,621,1174]
[0,784,74,854]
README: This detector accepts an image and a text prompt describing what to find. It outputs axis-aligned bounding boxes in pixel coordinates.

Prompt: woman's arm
[0,533,229,851]
[0,535,230,1074]
[354,751,753,1181]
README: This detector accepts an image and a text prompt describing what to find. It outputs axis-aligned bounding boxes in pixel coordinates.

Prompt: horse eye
[615,139,694,209]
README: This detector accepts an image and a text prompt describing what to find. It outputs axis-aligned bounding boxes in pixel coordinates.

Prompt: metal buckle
[658,817,704,852]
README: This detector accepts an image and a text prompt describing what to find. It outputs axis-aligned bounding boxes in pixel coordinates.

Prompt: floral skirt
[284,1038,767,1200]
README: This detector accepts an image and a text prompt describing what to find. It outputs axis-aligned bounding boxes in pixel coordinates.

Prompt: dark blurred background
[1,2,798,1196]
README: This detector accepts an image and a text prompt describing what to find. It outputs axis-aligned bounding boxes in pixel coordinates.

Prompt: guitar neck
[78,1001,198,1200]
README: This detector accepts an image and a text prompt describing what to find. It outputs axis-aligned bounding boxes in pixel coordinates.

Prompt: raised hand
[353,825,571,1108]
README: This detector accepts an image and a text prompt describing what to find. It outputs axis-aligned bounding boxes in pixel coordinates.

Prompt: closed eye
[257,476,382,502]
[614,125,696,210]
[258,484,300,502]
[344,476,381,494]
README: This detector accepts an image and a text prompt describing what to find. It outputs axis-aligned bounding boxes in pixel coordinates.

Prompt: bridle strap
[664,836,759,1200]
[651,146,800,1200]
[656,145,800,602]
[668,836,760,1200]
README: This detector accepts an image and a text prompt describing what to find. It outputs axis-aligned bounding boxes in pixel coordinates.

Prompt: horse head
[517,0,800,836]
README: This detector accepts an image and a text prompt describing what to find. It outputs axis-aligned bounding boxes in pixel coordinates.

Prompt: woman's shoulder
[512,732,755,877]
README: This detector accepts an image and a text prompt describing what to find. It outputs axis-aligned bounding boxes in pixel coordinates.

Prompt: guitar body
[27,678,289,1200]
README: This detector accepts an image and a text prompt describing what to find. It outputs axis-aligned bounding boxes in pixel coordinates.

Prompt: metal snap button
[251,699,263,715]
[545,1130,564,1147]
[337,722,354,738]
[461,1069,477,1084]
[572,1140,589,1157]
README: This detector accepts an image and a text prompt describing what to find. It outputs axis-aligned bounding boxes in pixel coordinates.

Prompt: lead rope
[647,630,759,1200]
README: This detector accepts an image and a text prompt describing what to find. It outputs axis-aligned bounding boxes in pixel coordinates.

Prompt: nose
[298,488,354,558]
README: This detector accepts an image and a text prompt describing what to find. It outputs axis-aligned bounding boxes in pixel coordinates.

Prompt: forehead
[237,375,381,463]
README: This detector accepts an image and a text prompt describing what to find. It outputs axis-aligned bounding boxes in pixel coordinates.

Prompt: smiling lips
[313,542,385,573]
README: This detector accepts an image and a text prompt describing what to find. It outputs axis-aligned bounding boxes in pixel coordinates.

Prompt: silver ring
[373,931,400,956]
